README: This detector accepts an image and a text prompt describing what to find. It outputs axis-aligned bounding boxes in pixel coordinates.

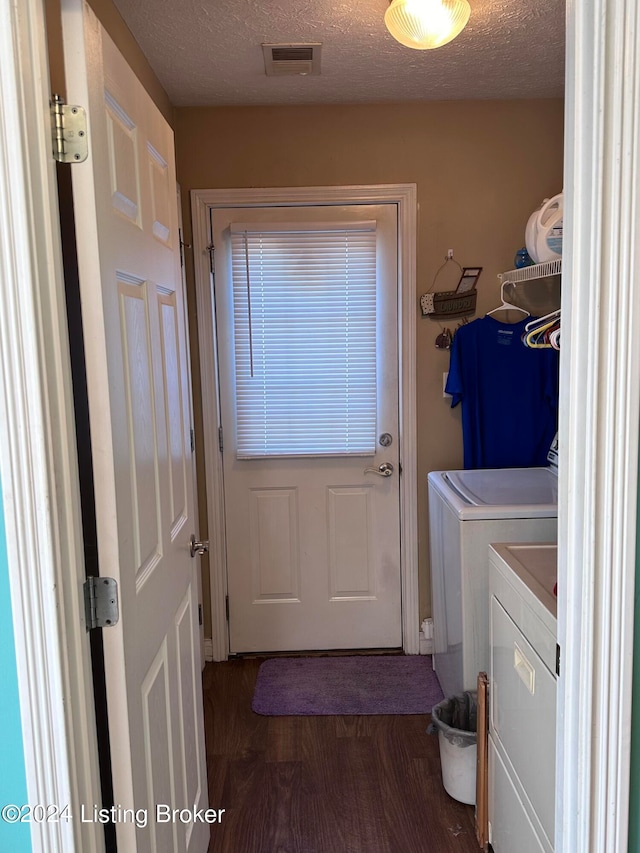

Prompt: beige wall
[41,0,564,640]
[45,0,173,125]
[175,99,564,635]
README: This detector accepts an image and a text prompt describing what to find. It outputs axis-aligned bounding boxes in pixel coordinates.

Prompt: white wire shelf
[498,258,562,284]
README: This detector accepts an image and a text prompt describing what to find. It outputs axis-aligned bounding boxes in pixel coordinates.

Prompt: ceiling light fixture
[384,0,471,50]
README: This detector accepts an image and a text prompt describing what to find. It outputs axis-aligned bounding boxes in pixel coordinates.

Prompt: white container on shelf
[525,194,563,263]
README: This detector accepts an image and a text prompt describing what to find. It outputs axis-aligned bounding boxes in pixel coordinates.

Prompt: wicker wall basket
[420,288,478,319]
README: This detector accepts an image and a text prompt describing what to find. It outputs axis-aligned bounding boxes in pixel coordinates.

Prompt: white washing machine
[427,464,558,698]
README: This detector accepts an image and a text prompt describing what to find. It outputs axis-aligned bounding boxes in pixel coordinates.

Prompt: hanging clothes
[445,315,559,469]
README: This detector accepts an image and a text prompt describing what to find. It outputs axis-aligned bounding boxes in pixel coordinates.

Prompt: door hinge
[51,94,88,164]
[83,576,119,631]
[218,426,224,453]
[225,594,230,621]
[190,428,195,453]
[556,643,561,677]
[179,229,191,269]
[198,603,203,626]
[206,242,215,274]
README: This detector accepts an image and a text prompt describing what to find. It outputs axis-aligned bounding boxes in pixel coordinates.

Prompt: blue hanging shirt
[445,316,559,469]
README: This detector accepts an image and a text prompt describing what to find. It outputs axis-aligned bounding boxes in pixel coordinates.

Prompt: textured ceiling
[112,0,565,107]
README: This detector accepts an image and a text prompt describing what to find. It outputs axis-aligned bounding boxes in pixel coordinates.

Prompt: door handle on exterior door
[190,535,210,558]
[364,462,394,477]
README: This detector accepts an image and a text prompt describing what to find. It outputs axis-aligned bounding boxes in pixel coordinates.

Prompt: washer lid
[428,467,558,519]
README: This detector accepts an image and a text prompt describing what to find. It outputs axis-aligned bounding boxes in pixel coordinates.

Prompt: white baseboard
[204,639,214,662]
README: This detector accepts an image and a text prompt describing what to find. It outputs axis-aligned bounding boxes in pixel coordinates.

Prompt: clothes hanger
[486,281,530,318]
[522,316,561,349]
[521,308,562,349]
[523,324,555,348]
[549,327,561,349]
[524,308,561,332]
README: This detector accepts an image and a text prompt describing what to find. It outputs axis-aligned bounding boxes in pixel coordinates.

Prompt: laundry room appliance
[427,459,558,698]
[488,543,557,852]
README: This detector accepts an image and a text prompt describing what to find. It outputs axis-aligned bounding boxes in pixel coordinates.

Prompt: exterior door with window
[212,204,401,652]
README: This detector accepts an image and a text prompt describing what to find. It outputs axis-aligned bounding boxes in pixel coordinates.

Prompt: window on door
[230,222,378,458]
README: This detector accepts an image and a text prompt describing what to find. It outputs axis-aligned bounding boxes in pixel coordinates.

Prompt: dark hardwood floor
[203,657,478,853]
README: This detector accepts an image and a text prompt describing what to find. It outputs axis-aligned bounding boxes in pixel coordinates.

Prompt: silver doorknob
[364,462,394,477]
[190,535,209,558]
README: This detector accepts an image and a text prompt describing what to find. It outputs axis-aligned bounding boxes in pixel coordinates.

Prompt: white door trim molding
[559,0,640,850]
[0,0,103,850]
[191,184,418,660]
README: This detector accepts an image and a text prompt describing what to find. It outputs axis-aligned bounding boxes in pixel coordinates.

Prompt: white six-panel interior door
[61,3,209,850]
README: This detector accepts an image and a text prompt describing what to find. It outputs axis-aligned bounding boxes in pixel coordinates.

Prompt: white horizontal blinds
[230,221,378,458]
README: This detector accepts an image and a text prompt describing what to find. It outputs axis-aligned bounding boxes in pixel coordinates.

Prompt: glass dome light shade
[384,0,471,50]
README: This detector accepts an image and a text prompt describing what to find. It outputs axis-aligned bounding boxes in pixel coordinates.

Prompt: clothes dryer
[427,466,558,697]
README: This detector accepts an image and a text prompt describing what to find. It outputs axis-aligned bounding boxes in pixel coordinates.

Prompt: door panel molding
[249,487,300,603]
[191,184,418,660]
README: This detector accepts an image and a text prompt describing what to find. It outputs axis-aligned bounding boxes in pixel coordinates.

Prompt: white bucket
[438,730,477,805]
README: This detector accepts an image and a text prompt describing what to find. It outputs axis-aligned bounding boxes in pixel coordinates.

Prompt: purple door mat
[251,655,444,716]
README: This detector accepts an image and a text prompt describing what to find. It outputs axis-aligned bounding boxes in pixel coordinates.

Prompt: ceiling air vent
[262,43,322,77]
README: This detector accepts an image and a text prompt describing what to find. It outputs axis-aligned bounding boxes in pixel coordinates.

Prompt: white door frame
[191,185,419,660]
[557,0,640,849]
[178,184,207,667]
[0,0,103,850]
[2,0,640,850]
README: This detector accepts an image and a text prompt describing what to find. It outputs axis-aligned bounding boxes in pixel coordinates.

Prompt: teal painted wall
[0,487,31,852]
[629,454,640,851]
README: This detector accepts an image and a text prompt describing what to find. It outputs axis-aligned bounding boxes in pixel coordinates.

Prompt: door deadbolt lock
[379,433,393,447]
[190,535,210,558]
